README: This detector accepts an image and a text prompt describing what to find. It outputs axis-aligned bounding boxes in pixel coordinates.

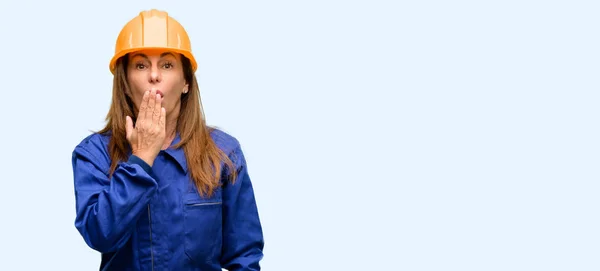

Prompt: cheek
[127,90,146,112]
[131,91,143,105]
[163,94,175,108]
[162,92,183,111]
[127,84,145,106]
[127,75,146,96]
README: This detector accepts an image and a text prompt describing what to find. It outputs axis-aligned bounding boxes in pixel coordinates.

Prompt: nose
[149,65,162,83]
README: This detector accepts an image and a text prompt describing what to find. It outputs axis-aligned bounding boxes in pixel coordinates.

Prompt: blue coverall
[72,128,264,270]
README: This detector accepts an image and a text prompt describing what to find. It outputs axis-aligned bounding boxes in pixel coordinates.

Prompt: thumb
[125,116,133,140]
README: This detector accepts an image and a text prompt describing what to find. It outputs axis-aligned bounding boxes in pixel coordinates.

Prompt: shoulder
[72,132,112,171]
[209,127,249,173]
[209,127,242,155]
[74,132,111,154]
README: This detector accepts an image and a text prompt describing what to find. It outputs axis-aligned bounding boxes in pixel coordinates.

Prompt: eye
[135,62,147,70]
[163,62,173,69]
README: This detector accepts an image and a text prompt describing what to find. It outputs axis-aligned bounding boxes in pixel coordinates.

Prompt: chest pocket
[183,188,223,265]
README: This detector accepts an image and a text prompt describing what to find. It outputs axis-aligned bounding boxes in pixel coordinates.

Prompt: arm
[220,145,265,271]
[72,145,159,253]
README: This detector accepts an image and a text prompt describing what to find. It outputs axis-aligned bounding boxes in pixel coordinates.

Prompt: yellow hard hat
[109,9,197,74]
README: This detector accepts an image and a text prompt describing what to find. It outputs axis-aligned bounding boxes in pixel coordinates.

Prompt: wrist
[132,152,155,167]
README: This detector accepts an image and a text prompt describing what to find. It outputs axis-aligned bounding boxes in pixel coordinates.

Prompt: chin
[164,107,176,118]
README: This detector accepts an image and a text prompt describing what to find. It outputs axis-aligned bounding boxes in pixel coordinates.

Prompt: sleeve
[72,145,159,253]
[220,145,265,271]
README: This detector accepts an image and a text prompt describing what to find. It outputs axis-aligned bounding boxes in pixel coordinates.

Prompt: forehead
[129,49,180,60]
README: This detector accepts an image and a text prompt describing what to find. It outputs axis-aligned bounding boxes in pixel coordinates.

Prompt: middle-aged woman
[71,9,264,270]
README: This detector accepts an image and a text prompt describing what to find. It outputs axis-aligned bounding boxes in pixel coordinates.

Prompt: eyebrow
[131,52,176,60]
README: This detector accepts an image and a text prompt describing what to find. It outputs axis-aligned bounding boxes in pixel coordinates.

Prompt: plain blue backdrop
[0,0,598,270]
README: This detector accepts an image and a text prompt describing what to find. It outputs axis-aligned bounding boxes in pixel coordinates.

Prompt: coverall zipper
[148,205,154,271]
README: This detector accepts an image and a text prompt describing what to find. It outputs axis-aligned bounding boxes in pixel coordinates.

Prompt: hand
[125,89,166,167]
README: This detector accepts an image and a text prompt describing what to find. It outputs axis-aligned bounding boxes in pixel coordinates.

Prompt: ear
[183,83,189,94]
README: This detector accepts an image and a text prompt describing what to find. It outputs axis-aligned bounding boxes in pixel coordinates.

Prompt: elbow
[75,218,131,253]
[221,239,265,270]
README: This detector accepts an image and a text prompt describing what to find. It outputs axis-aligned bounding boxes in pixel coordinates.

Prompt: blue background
[0,0,597,270]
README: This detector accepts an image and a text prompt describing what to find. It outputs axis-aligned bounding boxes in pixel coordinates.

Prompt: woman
[71,9,264,270]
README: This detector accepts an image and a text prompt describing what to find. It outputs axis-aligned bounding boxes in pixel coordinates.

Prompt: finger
[147,89,156,122]
[125,116,133,140]
[159,107,166,131]
[153,94,162,124]
[138,90,150,126]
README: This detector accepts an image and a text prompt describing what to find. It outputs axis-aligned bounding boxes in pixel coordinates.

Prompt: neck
[162,109,179,150]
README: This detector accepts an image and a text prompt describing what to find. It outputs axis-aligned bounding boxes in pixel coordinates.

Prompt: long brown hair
[97,54,237,197]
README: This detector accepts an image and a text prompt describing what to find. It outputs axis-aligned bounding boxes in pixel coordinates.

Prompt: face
[126,49,189,119]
